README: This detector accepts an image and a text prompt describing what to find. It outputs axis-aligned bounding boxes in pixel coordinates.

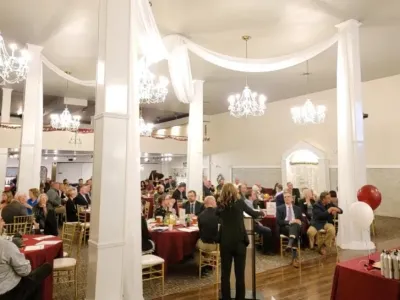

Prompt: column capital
[1,87,13,93]
[335,19,361,31]
[26,43,43,53]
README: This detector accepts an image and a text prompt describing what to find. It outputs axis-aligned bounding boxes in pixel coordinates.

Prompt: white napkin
[178,227,199,232]
[25,245,45,251]
[36,240,62,246]
[33,235,55,241]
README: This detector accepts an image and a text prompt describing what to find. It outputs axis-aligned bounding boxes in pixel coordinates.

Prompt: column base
[338,240,376,250]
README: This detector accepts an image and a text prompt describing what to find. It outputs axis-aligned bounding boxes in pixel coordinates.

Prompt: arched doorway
[281,141,329,194]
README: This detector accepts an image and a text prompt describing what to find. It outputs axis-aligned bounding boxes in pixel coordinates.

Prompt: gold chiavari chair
[280,234,301,263]
[142,254,165,296]
[144,201,151,219]
[14,215,33,234]
[61,223,78,258]
[53,226,85,300]
[77,205,90,244]
[2,222,29,236]
[199,244,220,282]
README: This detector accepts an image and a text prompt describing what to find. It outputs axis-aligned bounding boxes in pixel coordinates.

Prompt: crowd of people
[0,177,93,236]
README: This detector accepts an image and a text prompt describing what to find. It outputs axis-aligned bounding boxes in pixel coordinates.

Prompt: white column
[17,44,43,192]
[0,149,8,187]
[86,0,142,299]
[336,20,374,250]
[1,88,12,123]
[186,80,204,199]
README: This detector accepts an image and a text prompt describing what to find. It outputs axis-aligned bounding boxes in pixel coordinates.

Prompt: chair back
[2,222,29,236]
[13,215,33,233]
[144,201,151,219]
[62,223,78,257]
[76,227,85,263]
[77,205,88,223]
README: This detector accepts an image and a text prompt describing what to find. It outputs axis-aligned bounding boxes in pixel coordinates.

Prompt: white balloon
[349,202,374,230]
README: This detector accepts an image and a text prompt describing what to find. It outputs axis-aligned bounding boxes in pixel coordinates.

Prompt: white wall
[206,74,400,217]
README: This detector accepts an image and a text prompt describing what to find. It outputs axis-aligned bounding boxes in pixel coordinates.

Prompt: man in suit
[183,190,203,216]
[172,183,187,201]
[1,193,28,224]
[245,190,273,254]
[307,191,343,254]
[74,184,90,208]
[276,190,302,268]
[46,182,62,209]
[197,196,219,274]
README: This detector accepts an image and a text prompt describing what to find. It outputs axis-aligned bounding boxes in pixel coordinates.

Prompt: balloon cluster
[349,185,382,230]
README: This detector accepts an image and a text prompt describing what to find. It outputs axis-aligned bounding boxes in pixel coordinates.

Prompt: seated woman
[141,215,155,254]
[32,194,58,236]
[298,188,316,222]
[0,191,13,210]
[65,187,78,222]
[27,188,39,215]
[166,195,179,216]
[154,195,167,219]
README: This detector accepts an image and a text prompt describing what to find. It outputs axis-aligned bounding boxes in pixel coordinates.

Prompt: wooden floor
[153,237,400,300]
[154,254,338,300]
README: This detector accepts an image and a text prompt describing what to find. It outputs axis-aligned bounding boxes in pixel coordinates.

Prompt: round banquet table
[150,226,199,270]
[20,235,63,300]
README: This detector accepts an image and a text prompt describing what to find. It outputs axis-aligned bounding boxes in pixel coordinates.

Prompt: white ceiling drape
[40,0,339,104]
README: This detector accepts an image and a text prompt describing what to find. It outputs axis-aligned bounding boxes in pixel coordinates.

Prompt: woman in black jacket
[32,194,58,236]
[217,183,264,300]
[65,187,78,222]
[298,188,316,222]
[141,215,154,253]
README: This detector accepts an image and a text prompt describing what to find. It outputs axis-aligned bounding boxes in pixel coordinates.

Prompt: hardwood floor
[153,254,338,300]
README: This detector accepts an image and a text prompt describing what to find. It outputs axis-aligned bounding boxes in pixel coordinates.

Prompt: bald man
[197,196,219,253]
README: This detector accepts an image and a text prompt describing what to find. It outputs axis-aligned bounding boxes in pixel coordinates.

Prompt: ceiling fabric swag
[41,55,96,87]
[174,33,339,73]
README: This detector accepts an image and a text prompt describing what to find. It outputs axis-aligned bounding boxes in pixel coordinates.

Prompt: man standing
[276,190,302,267]
[197,196,219,252]
[245,191,273,255]
[307,191,342,254]
[183,190,203,216]
[46,182,62,209]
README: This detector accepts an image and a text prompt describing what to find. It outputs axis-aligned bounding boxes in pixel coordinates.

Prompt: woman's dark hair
[219,183,239,208]
[329,190,337,198]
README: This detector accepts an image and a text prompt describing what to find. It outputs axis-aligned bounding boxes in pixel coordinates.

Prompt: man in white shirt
[0,238,52,299]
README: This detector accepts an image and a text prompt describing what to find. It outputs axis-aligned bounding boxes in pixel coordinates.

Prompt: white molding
[88,239,124,249]
[329,165,400,169]
[231,165,281,169]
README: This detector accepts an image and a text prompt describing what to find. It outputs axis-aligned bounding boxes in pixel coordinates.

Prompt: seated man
[183,190,203,216]
[245,190,273,255]
[1,193,28,224]
[276,190,302,268]
[307,191,343,255]
[0,238,52,300]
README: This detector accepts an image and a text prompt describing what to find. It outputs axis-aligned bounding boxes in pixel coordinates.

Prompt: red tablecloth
[331,251,400,300]
[260,215,280,253]
[150,226,199,269]
[21,235,63,300]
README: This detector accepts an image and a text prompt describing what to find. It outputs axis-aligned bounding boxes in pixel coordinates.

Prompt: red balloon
[357,185,382,210]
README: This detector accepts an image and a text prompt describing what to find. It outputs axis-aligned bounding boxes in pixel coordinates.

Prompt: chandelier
[291,99,326,124]
[139,57,169,104]
[0,33,30,85]
[227,36,267,118]
[139,109,154,136]
[51,107,81,132]
[291,61,327,125]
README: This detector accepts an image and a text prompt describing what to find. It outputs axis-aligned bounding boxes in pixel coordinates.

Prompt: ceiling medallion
[291,61,326,125]
[227,36,267,118]
[0,33,30,85]
[139,57,169,104]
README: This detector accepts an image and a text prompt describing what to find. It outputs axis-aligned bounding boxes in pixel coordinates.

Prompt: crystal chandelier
[51,107,81,132]
[139,109,154,136]
[227,36,267,118]
[139,57,169,104]
[291,61,327,125]
[0,33,30,85]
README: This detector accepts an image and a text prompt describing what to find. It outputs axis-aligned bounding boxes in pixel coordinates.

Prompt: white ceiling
[1,0,400,115]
